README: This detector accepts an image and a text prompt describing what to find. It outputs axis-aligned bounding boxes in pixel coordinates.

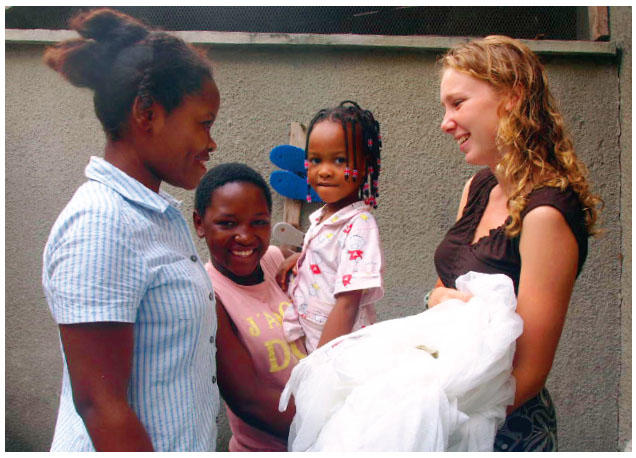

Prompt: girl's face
[307,120,365,212]
[194,181,271,283]
[145,78,220,191]
[440,68,505,169]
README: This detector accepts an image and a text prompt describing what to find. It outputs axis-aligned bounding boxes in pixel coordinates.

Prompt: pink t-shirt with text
[205,245,306,452]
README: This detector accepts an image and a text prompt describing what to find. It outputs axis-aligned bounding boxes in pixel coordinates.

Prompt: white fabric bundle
[278,272,523,452]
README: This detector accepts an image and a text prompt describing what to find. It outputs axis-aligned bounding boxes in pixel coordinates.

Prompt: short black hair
[195,162,272,217]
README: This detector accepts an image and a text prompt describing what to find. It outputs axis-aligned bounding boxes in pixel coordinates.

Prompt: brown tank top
[434,168,588,294]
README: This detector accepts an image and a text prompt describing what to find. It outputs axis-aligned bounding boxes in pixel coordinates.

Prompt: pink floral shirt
[283,200,384,353]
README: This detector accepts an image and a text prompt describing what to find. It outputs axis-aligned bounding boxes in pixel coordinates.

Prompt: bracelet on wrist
[424,289,434,310]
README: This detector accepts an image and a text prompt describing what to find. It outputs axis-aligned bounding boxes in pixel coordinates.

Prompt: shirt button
[209,292,214,301]
[212,375,217,384]
[190,255,197,262]
[209,335,214,344]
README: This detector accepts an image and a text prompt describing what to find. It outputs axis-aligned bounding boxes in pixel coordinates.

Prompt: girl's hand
[276,252,301,292]
[428,286,472,308]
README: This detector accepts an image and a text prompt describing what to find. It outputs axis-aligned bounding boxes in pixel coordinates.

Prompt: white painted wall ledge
[6,28,618,56]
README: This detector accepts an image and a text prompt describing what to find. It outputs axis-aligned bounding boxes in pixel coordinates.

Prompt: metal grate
[6,6,580,40]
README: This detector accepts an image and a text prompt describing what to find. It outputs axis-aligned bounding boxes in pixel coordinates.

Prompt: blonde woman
[432,35,602,451]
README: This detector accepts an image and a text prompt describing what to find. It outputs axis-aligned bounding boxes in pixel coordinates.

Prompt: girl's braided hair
[43,8,213,141]
[305,100,382,208]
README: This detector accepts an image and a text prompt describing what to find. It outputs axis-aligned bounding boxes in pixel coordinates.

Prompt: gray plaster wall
[612,5,632,451]
[5,19,630,452]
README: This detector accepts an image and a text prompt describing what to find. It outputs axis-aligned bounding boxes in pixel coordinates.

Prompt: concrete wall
[611,5,632,451]
[5,16,630,451]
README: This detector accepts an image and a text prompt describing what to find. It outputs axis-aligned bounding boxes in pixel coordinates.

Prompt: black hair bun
[71,8,149,47]
[44,8,150,90]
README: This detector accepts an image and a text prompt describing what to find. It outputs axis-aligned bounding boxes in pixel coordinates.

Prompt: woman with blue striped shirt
[42,8,221,451]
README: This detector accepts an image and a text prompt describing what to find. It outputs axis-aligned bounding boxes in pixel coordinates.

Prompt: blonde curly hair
[440,35,602,237]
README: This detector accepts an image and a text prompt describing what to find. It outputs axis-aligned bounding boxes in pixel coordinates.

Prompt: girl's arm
[509,205,578,411]
[317,290,363,348]
[59,322,154,451]
[215,299,295,439]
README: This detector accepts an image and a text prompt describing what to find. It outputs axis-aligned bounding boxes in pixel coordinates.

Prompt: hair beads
[304,100,382,208]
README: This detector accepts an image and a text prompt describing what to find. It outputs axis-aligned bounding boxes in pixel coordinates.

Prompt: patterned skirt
[494,387,557,452]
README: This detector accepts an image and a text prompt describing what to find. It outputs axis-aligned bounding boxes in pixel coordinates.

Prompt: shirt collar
[84,156,181,213]
[310,200,371,227]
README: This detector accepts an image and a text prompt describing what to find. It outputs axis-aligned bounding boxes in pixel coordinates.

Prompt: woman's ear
[193,210,205,238]
[131,95,161,133]
[503,87,522,113]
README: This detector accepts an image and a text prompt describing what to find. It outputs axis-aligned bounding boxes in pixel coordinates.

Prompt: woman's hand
[428,286,472,308]
[276,252,301,292]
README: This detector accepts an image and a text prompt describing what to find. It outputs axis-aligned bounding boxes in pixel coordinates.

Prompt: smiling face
[306,120,365,215]
[440,68,506,169]
[194,181,271,283]
[145,78,220,191]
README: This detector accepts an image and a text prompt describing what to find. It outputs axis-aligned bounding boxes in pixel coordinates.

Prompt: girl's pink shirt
[205,245,306,452]
[283,200,384,353]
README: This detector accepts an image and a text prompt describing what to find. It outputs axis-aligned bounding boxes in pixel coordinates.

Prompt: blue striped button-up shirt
[43,156,219,451]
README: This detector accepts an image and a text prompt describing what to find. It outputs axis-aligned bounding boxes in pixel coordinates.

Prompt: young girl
[279,101,384,354]
[42,8,220,451]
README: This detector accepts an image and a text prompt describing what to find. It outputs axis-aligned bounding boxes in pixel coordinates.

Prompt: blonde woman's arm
[510,205,578,411]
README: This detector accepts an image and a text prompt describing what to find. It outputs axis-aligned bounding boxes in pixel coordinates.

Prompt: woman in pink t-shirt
[193,162,306,452]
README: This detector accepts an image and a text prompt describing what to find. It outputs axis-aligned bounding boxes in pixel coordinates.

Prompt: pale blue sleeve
[43,206,148,324]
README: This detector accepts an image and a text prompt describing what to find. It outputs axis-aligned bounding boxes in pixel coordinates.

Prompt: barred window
[5,6,609,41]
